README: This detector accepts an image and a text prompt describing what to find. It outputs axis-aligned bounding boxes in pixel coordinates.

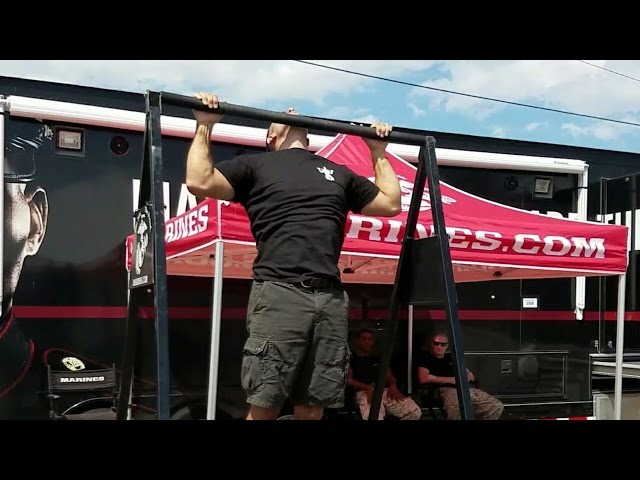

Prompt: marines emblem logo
[62,357,86,371]
[134,205,152,275]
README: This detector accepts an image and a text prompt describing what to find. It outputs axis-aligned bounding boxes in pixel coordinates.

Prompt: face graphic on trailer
[3,124,50,319]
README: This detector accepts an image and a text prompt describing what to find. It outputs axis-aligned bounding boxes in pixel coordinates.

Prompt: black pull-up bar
[161,92,427,147]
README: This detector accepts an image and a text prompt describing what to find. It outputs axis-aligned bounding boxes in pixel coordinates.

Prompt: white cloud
[320,106,372,121]
[407,103,426,117]
[562,118,638,142]
[410,60,640,125]
[492,126,507,138]
[526,121,547,132]
[319,106,354,119]
[561,123,589,138]
[591,122,624,141]
[0,60,435,110]
[352,114,379,125]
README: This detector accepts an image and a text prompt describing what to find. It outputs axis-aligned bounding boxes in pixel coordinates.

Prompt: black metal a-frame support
[368,138,473,421]
[117,90,473,420]
[117,92,171,420]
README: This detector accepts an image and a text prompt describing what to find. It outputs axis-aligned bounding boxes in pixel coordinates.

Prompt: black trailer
[1,75,638,420]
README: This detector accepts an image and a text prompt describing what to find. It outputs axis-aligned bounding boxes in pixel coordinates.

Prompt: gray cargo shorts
[240,279,350,410]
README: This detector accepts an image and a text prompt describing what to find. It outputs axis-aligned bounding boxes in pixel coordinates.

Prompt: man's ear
[24,187,48,257]
[266,132,276,151]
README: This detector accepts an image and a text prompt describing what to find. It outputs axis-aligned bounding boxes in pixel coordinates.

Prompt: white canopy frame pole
[407,305,414,394]
[614,273,627,420]
[206,239,225,420]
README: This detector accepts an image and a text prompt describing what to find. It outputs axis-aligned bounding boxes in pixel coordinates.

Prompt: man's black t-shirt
[350,354,380,385]
[416,352,454,379]
[216,148,380,283]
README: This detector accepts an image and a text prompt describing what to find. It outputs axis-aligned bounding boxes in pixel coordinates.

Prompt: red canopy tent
[126,133,629,282]
[125,133,630,420]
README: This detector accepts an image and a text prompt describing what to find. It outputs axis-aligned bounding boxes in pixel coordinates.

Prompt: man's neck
[280,138,308,151]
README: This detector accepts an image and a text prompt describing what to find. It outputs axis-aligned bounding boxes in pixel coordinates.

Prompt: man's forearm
[385,369,397,388]
[420,375,455,385]
[370,148,401,204]
[186,122,215,192]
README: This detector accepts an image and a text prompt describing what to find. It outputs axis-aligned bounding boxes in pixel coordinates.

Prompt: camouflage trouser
[241,280,350,410]
[439,387,504,420]
[355,389,422,420]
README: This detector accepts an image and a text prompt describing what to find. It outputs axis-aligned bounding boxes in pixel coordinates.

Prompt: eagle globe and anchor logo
[62,357,86,371]
[367,175,457,212]
[130,203,154,288]
[134,205,151,275]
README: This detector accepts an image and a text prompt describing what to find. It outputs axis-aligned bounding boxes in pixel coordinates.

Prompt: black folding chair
[47,364,118,420]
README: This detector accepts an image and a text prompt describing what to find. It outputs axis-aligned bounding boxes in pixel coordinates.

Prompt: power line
[293,60,640,129]
[577,60,640,84]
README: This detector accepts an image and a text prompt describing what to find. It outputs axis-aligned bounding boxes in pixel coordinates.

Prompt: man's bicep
[187,166,235,201]
[417,367,430,383]
[347,173,380,214]
[214,156,253,203]
[203,168,235,200]
[416,357,432,374]
[360,190,399,217]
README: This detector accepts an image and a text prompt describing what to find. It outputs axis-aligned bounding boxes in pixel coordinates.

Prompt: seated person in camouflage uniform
[416,332,504,420]
[347,328,422,420]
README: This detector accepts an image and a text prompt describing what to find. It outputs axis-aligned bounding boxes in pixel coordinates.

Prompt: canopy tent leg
[206,240,225,420]
[614,273,627,420]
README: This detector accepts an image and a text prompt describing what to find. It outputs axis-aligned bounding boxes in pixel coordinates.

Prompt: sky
[2,60,640,153]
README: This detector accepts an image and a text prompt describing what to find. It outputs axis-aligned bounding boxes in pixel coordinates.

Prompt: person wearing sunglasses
[416,332,504,420]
